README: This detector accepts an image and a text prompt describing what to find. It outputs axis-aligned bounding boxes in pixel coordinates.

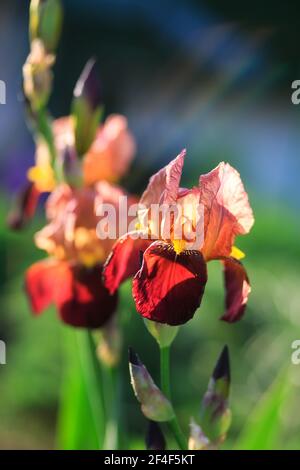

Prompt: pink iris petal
[140,149,186,208]
[199,162,254,260]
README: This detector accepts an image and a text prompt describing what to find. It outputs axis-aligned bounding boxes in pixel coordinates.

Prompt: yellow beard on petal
[27,164,56,192]
[230,246,245,260]
[172,239,186,255]
[78,249,105,268]
[74,228,106,268]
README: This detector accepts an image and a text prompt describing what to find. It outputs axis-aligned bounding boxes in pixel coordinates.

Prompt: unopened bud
[72,59,103,156]
[23,39,55,111]
[188,419,210,450]
[57,145,82,187]
[146,421,166,450]
[200,346,232,442]
[128,348,174,422]
[144,319,179,348]
[30,0,63,52]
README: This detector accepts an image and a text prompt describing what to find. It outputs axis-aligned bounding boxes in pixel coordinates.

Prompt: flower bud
[29,0,63,53]
[144,319,179,348]
[200,346,232,442]
[57,145,82,188]
[188,419,210,450]
[23,39,55,111]
[72,59,103,156]
[145,421,166,450]
[128,348,175,422]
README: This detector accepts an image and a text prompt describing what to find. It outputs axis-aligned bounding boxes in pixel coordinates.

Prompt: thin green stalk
[160,346,187,450]
[169,418,187,451]
[79,331,121,450]
[37,107,56,163]
[102,364,119,450]
[160,346,171,399]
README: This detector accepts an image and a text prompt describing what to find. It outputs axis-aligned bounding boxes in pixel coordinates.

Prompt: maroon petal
[26,260,117,328]
[25,259,66,314]
[133,242,207,325]
[8,182,40,230]
[103,232,152,294]
[57,264,118,328]
[221,257,251,323]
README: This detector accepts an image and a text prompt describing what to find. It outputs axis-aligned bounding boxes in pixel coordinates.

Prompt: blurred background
[0,0,300,449]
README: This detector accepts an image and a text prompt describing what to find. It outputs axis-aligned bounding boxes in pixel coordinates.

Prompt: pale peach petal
[175,188,202,250]
[199,162,254,260]
[45,183,73,219]
[35,181,137,268]
[140,149,186,208]
[83,114,136,185]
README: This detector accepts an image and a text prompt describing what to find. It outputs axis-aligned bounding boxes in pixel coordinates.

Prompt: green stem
[37,107,56,163]
[160,346,187,450]
[78,330,120,450]
[160,346,171,399]
[169,418,187,451]
[102,364,119,450]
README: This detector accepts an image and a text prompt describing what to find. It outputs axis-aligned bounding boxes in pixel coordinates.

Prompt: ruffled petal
[103,232,152,294]
[199,162,254,260]
[83,114,136,185]
[221,257,251,323]
[26,260,117,328]
[140,149,186,208]
[133,241,207,325]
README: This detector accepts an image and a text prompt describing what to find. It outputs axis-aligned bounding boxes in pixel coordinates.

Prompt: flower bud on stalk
[128,348,175,422]
[57,145,83,188]
[72,59,103,157]
[144,319,179,348]
[29,0,63,53]
[200,346,232,443]
[145,421,166,450]
[23,39,55,111]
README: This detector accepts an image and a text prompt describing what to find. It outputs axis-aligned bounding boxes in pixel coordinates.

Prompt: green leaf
[55,329,104,450]
[234,367,290,450]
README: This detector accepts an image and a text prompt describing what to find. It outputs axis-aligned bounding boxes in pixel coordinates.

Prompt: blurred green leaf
[56,330,102,450]
[234,368,290,450]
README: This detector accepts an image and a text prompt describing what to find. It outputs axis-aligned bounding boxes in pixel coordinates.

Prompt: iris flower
[25,182,137,328]
[23,110,136,327]
[103,150,254,326]
[28,113,136,192]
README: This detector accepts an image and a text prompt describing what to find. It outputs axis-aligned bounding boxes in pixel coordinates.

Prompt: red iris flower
[103,150,254,326]
[25,182,135,328]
